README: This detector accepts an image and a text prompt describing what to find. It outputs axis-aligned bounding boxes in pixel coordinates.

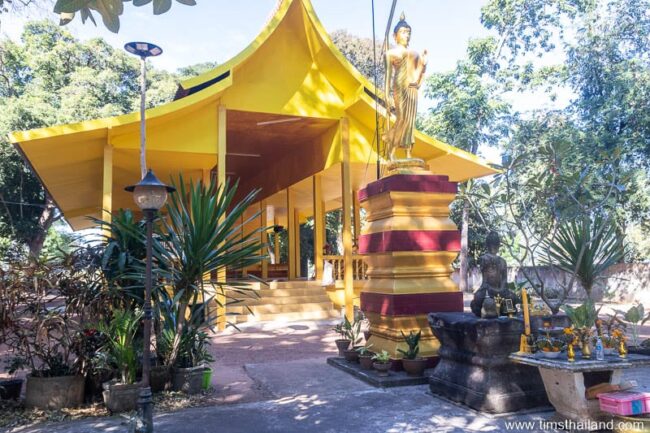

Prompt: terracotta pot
[0,379,23,400]
[172,366,205,394]
[359,355,374,370]
[335,339,351,356]
[343,349,359,363]
[373,362,391,377]
[102,380,140,413]
[25,375,84,409]
[402,358,427,377]
[150,365,171,393]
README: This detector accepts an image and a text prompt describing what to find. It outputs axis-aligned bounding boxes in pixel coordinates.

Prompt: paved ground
[6,315,650,433]
[3,295,650,433]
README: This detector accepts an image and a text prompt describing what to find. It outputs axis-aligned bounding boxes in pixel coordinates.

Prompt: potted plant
[614,304,650,355]
[97,309,142,413]
[372,350,391,377]
[356,345,374,370]
[398,330,427,376]
[562,300,598,358]
[171,327,214,394]
[3,257,86,409]
[332,321,351,357]
[343,316,363,362]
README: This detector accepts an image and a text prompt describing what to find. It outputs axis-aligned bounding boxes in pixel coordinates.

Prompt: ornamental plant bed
[398,330,426,377]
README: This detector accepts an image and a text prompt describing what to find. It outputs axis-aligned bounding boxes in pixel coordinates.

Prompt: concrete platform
[326,357,430,388]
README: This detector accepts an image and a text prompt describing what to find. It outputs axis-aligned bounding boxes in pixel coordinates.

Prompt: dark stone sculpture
[470,232,518,317]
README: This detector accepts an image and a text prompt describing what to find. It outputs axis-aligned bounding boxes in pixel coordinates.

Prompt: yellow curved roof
[10,0,496,230]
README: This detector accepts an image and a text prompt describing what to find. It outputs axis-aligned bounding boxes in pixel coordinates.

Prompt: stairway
[226,280,340,324]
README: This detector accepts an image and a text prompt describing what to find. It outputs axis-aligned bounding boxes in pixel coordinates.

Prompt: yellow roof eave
[9,73,233,144]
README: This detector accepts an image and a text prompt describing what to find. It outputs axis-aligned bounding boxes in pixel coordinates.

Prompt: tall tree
[420,37,510,292]
[0,21,180,256]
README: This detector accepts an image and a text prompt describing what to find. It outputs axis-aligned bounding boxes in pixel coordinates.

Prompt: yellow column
[341,118,354,321]
[294,209,301,278]
[102,142,113,230]
[313,175,324,280]
[216,105,227,331]
[287,188,296,280]
[260,200,268,279]
[274,229,281,265]
[353,189,361,249]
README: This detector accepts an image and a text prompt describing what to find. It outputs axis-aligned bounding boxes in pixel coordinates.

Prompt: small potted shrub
[171,327,214,394]
[398,330,427,376]
[343,317,363,362]
[356,345,374,370]
[332,321,351,357]
[99,309,143,413]
[372,350,391,377]
[0,366,23,400]
[614,304,650,356]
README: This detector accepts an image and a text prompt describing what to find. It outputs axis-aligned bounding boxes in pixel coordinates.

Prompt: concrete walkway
[7,318,650,433]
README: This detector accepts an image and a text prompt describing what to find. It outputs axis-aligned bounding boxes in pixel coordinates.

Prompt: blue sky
[4,0,489,74]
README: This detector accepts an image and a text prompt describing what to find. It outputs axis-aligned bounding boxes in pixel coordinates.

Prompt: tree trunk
[27,196,57,258]
[459,198,471,293]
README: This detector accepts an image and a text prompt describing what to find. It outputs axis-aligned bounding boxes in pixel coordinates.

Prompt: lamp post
[124,41,162,179]
[124,40,169,433]
[126,170,175,433]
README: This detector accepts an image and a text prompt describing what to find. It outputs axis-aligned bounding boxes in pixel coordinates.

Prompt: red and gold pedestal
[358,165,463,362]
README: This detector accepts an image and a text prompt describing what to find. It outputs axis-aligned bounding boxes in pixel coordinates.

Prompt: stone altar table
[509,352,650,428]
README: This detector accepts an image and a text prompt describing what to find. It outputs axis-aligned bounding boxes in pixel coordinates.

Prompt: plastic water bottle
[596,337,604,361]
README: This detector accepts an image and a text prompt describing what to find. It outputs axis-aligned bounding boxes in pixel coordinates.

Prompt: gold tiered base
[384,158,429,176]
[358,165,462,360]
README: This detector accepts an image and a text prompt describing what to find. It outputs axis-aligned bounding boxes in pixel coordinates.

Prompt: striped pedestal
[358,172,463,359]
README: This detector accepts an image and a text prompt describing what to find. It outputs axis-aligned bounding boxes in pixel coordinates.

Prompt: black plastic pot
[0,379,23,400]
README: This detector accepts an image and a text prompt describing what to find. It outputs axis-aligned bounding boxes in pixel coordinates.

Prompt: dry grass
[0,388,220,430]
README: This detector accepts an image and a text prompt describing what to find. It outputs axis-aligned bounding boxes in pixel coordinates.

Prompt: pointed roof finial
[400,11,406,21]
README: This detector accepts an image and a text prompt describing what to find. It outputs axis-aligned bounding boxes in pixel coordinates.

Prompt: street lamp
[126,170,175,433]
[124,40,168,433]
[124,41,162,179]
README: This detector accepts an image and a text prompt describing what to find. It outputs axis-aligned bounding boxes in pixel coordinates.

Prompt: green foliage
[542,215,625,299]
[371,350,390,364]
[330,30,384,89]
[91,209,147,309]
[397,330,421,360]
[355,344,373,356]
[53,0,197,33]
[153,176,264,367]
[562,299,598,329]
[614,304,647,346]
[98,309,142,384]
[344,315,362,346]
[0,22,178,255]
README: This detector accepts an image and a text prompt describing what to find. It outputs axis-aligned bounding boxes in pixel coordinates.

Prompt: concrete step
[228,301,335,315]
[241,280,325,291]
[234,294,332,306]
[248,287,329,298]
[231,308,340,323]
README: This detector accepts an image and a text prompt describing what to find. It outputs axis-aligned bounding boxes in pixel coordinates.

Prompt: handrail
[323,255,368,281]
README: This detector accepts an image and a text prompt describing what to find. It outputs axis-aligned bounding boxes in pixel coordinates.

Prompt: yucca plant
[543,215,625,300]
[98,309,143,384]
[397,330,421,360]
[153,176,265,368]
[90,209,147,310]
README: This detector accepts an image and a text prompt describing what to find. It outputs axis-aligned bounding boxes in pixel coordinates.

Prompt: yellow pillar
[102,142,113,231]
[287,188,296,280]
[313,174,324,280]
[294,209,301,278]
[274,229,280,265]
[341,118,354,321]
[353,189,361,249]
[260,200,268,279]
[216,105,227,331]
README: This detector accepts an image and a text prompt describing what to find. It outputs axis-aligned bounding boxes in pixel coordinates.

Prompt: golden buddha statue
[383,13,428,162]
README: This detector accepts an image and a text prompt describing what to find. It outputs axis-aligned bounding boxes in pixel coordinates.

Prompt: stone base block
[428,312,549,414]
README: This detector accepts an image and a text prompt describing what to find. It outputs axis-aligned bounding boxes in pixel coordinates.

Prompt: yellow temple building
[9,0,495,328]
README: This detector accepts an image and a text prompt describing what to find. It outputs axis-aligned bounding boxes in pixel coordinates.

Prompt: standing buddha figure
[383,13,428,161]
